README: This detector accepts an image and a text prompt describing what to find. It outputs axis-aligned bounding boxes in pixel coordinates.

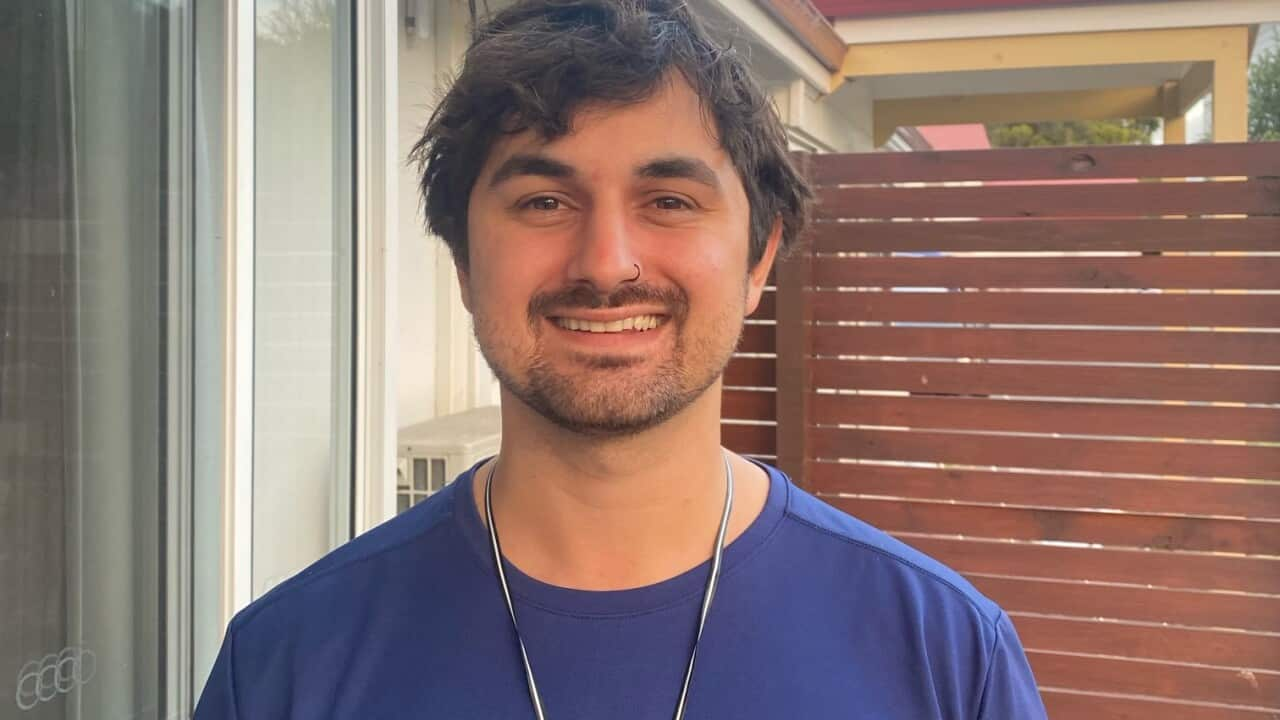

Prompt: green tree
[986,118,1160,147]
[1250,31,1280,141]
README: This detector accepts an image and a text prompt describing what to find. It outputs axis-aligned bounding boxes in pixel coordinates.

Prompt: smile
[552,314,666,333]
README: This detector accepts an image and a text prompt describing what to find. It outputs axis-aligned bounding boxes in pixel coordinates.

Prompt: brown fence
[722,142,1280,719]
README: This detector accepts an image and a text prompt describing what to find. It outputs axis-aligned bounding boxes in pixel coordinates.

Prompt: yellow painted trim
[1213,25,1250,141]
[1213,57,1250,142]
[874,87,1163,137]
[842,26,1248,77]
[873,125,893,149]
[1159,80,1185,144]
[1159,80,1179,119]
[1177,62,1214,115]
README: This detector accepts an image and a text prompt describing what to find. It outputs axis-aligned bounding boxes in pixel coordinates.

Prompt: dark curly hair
[410,0,812,271]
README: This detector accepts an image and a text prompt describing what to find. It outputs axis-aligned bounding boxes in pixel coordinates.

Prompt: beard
[472,282,744,438]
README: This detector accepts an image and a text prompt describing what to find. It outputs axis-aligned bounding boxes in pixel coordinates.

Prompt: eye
[652,196,692,211]
[524,196,562,211]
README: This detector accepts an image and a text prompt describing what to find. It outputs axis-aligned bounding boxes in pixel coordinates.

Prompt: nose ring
[629,263,641,282]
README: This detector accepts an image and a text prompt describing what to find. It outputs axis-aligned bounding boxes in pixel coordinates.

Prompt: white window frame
[194,0,402,705]
[221,0,255,625]
[353,0,401,534]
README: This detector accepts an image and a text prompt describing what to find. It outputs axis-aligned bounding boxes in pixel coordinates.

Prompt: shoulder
[227,482,458,635]
[196,484,473,716]
[750,466,1047,718]
[775,467,1004,630]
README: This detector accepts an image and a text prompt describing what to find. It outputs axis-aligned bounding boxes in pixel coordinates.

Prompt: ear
[456,261,474,314]
[744,216,783,316]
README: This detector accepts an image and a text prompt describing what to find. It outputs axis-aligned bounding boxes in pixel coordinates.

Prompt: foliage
[258,0,333,46]
[1250,30,1280,141]
[986,119,1159,147]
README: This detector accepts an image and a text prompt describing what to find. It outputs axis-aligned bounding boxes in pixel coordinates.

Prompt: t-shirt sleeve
[977,612,1048,720]
[192,627,240,720]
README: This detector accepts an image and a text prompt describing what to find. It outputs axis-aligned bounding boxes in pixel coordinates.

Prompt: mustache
[528,283,688,321]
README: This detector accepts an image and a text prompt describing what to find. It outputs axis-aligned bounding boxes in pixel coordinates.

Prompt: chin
[522,382,688,436]
[540,407,677,438]
[515,364,724,438]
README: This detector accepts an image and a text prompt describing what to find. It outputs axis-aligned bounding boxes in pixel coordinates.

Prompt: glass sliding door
[0,1,191,717]
[252,0,357,599]
[2,0,363,713]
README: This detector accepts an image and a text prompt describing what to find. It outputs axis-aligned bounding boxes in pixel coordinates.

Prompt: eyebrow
[485,153,723,192]
[488,154,576,188]
[637,156,722,191]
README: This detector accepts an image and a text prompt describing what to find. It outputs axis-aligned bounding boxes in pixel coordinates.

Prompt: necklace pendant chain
[485,451,736,720]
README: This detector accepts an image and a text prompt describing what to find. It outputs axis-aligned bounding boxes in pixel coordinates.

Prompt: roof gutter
[753,0,847,73]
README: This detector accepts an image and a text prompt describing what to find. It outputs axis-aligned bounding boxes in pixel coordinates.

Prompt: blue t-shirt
[195,461,1047,719]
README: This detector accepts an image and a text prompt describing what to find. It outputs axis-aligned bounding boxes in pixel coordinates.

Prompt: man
[195,0,1048,717]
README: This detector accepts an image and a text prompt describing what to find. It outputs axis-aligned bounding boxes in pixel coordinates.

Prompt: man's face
[461,76,779,436]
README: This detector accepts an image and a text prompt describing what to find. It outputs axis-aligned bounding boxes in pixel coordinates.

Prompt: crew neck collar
[452,455,790,617]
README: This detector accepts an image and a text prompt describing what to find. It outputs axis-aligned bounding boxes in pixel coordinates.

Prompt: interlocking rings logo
[14,646,96,711]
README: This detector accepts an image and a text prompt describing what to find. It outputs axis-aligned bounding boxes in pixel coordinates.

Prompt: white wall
[252,0,351,597]
[397,0,501,433]
[770,78,874,152]
[396,18,441,428]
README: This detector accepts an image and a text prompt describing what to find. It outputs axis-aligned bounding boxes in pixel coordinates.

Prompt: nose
[565,201,641,292]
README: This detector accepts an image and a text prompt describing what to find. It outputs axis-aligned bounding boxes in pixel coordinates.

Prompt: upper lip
[546,308,669,322]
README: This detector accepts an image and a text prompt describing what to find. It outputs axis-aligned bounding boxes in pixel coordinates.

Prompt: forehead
[473,76,742,189]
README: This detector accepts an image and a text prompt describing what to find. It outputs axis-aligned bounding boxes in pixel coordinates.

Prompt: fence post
[774,156,814,488]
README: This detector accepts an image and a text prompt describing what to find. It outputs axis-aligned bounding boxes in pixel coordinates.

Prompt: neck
[474,381,769,591]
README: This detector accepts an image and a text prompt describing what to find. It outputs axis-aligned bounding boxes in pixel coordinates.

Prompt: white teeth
[554,314,664,333]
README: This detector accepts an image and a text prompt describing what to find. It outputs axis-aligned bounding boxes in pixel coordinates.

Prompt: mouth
[550,314,668,334]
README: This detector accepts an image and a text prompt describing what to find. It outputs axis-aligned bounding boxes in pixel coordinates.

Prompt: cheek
[666,232,750,304]
[467,219,541,311]
[472,264,536,328]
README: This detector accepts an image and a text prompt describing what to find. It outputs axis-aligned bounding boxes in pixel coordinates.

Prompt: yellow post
[1211,27,1250,142]
[1160,80,1186,144]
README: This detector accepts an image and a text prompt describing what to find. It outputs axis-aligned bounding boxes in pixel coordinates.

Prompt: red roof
[815,0,1128,20]
[916,124,992,150]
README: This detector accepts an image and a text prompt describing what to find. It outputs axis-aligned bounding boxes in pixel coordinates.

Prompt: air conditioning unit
[396,405,501,513]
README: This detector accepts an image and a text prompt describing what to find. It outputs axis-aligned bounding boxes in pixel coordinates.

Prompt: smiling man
[194,0,1047,717]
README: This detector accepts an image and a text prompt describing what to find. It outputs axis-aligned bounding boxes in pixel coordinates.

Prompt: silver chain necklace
[484,451,735,720]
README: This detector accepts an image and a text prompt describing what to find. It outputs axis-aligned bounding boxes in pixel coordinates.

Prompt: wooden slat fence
[722,142,1280,718]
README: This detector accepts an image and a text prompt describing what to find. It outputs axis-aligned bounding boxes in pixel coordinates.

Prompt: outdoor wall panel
[810,290,1280,327]
[722,141,1280,717]
[807,143,1280,183]
[809,357,1280,403]
[809,217,1280,253]
[814,179,1280,219]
